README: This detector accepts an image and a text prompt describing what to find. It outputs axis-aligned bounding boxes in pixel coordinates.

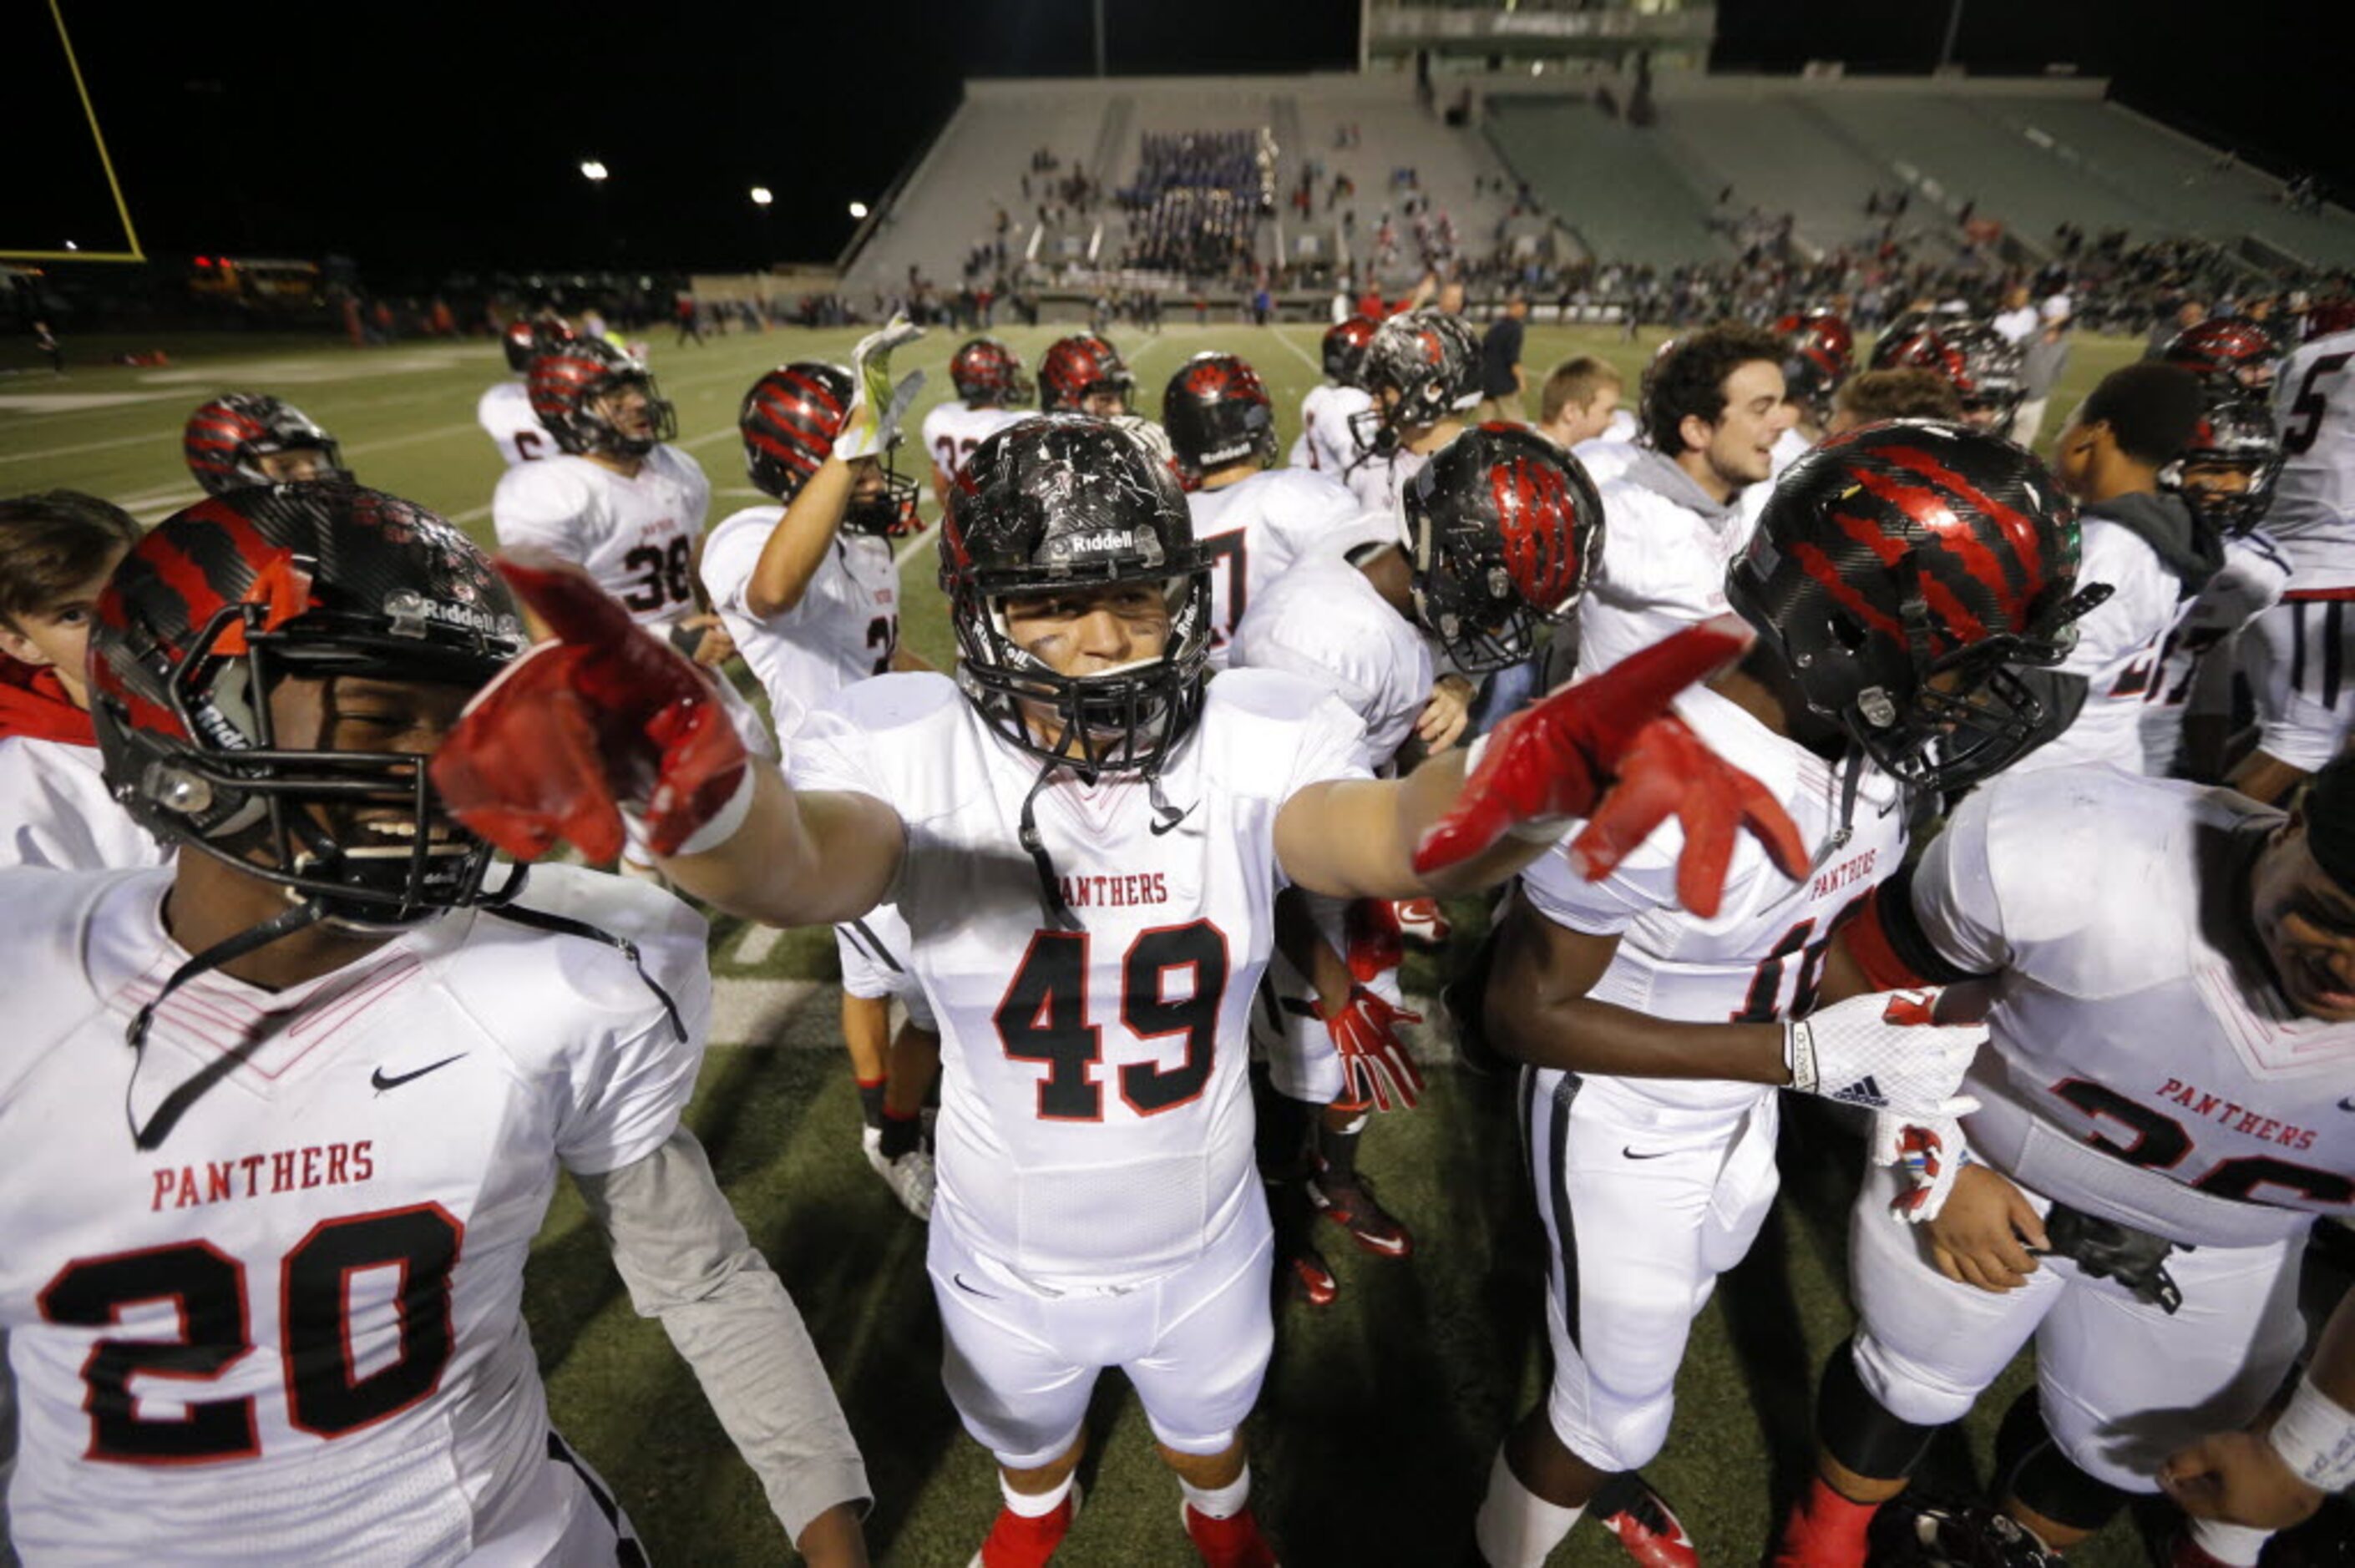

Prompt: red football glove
[1322,985,1426,1113]
[1342,898,1405,984]
[430,556,749,863]
[1411,617,1810,919]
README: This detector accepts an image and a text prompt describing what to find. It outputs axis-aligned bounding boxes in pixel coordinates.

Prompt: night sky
[10,0,2339,277]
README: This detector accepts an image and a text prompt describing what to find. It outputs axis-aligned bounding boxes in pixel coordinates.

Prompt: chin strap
[1810,747,1867,873]
[1018,758,1082,932]
[124,898,331,1152]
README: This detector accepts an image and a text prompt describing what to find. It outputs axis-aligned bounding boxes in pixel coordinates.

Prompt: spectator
[2012,299,2074,449]
[1476,293,1530,423]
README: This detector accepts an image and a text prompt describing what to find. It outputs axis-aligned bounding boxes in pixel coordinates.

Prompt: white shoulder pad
[443,865,712,1050]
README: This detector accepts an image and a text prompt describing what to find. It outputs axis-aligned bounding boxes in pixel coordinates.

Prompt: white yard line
[1266,324,1325,375]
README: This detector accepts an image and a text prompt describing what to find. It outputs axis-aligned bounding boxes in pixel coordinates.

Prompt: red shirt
[0,657,95,746]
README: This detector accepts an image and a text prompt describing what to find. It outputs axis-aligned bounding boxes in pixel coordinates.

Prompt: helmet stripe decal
[1792,541,1906,640]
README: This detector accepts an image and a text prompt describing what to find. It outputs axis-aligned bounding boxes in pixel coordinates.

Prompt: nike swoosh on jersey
[951,1272,1000,1300]
[370,1054,468,1092]
[1148,806,1197,837]
[1622,1147,1670,1161]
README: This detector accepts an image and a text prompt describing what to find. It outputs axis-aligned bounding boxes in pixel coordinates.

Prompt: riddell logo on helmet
[384,590,519,640]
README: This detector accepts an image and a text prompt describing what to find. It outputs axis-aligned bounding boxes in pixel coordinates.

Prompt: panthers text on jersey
[0,864,708,1563]
[2268,327,2355,589]
[491,445,712,630]
[475,380,554,468]
[788,668,1369,1290]
[1187,468,1399,669]
[921,404,1028,488]
[1911,766,2355,1248]
[698,505,899,753]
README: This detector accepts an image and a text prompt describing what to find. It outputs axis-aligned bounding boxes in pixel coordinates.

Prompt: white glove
[1869,1107,1973,1222]
[1783,988,1986,1120]
[833,315,926,461]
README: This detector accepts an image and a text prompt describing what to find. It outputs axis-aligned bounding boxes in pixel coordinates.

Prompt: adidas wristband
[2271,1376,2355,1495]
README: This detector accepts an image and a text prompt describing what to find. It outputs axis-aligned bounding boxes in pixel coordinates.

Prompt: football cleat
[861,1127,935,1219]
[1595,1478,1699,1568]
[1309,1160,1414,1258]
[1283,1242,1340,1308]
[1392,898,1452,947]
[1182,1502,1280,1568]
[970,1490,1080,1568]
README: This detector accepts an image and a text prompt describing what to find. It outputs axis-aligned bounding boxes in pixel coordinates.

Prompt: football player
[1,481,870,1565]
[1823,368,1964,438]
[1770,745,2355,1568]
[2229,305,2355,805]
[479,316,570,466]
[1344,309,1483,535]
[924,337,1033,508]
[2157,316,2284,395]
[429,416,1820,1568]
[1468,421,2092,1568]
[2000,362,2210,776]
[1575,324,1794,679]
[1036,331,1136,418]
[1285,315,1377,474]
[0,490,161,870]
[1775,308,1855,448]
[700,353,942,1217]
[2142,386,2292,779]
[1869,321,2028,433]
[182,394,352,497]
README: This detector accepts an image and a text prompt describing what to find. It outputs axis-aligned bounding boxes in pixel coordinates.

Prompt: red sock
[1774,1476,1876,1568]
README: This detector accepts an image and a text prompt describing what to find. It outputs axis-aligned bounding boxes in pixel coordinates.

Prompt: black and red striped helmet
[1324,315,1379,387]
[1725,420,2099,793]
[2158,317,2282,391]
[1405,423,1603,673]
[1871,323,2025,427]
[1776,309,1856,426]
[87,480,524,922]
[528,336,676,458]
[738,361,918,535]
[1037,333,1135,413]
[2165,386,2282,537]
[1162,352,1278,484]
[183,393,351,498]
[950,336,1034,406]
[503,316,574,373]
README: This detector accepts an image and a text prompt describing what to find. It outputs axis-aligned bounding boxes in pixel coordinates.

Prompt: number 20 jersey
[490,445,712,630]
[1912,766,2355,1247]
[791,669,1369,1290]
[0,865,709,1564]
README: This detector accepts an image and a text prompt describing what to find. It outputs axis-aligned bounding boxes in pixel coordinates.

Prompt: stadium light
[580,159,610,184]
[63,240,78,251]
[750,186,773,206]
[848,200,869,220]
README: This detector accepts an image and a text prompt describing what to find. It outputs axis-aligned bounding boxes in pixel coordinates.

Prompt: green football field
[1,321,2167,1565]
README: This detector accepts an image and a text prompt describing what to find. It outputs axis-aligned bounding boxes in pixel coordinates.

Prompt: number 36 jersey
[792,670,1369,1290]
[1908,766,2355,1248]
[1520,684,1908,1111]
[0,865,708,1564]
[491,444,712,630]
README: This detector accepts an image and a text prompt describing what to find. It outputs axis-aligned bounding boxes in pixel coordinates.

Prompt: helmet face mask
[1407,424,1603,674]
[531,339,678,458]
[2164,389,2283,536]
[89,483,526,927]
[941,417,1213,777]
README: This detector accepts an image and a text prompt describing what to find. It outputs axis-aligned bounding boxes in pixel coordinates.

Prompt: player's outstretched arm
[577,1126,871,1564]
[431,557,903,928]
[745,453,856,618]
[1272,618,1808,914]
[2163,1284,2355,1530]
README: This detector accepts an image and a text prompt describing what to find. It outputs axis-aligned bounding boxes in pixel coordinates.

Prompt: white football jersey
[0,864,707,1563]
[1228,559,1431,769]
[2138,529,2292,775]
[698,505,899,752]
[492,446,711,630]
[1600,407,1639,444]
[1574,459,1754,679]
[1188,468,1398,668]
[790,670,1369,1288]
[1341,444,1426,554]
[2269,328,2355,588]
[475,379,553,468]
[1913,767,2355,1247]
[1291,384,1373,475]
[2008,517,2195,776]
[922,403,1027,486]
[0,736,166,871]
[1522,685,1907,1111]
[1571,437,1642,490]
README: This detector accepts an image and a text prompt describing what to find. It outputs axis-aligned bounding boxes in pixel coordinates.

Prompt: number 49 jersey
[1910,766,2355,1247]
[1520,684,1908,1110]
[0,865,708,1563]
[491,444,712,630]
[791,670,1369,1290]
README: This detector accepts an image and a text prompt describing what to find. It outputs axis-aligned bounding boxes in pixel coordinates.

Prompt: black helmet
[1776,309,1856,428]
[2166,386,2283,538]
[1871,324,2026,427]
[1352,311,1482,458]
[950,336,1035,406]
[528,336,678,458]
[502,316,574,374]
[183,394,352,497]
[2157,317,2282,392]
[89,480,526,924]
[1406,424,1603,673]
[1162,352,1279,485]
[940,416,1213,778]
[739,361,918,534]
[1324,316,1379,387]
[1725,421,2097,794]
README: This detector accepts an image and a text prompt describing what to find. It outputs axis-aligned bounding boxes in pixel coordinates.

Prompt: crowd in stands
[1116,129,1277,277]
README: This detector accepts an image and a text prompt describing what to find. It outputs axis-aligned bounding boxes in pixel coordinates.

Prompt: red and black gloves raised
[431,556,748,864]
[1411,617,1810,918]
